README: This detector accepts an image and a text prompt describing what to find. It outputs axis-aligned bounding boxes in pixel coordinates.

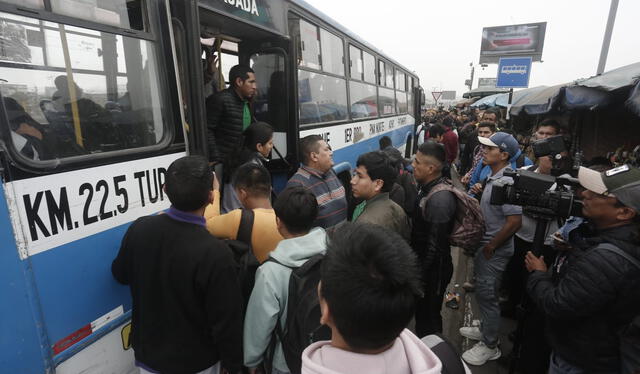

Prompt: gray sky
[304,0,640,98]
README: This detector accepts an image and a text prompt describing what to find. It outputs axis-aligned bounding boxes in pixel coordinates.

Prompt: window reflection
[378,87,396,115]
[349,81,377,119]
[0,12,166,161]
[298,70,347,125]
[298,19,320,70]
[320,29,344,76]
[396,90,407,113]
[50,0,146,30]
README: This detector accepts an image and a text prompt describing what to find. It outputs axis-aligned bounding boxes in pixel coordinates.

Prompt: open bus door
[198,6,294,193]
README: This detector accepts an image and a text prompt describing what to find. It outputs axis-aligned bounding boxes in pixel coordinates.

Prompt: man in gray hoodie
[244,186,327,374]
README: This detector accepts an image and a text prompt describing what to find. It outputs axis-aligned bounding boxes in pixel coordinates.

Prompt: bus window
[50,0,146,30]
[250,52,287,132]
[320,29,344,76]
[396,90,408,114]
[385,64,394,88]
[4,0,44,9]
[298,19,320,70]
[378,87,396,116]
[349,81,377,119]
[0,12,167,162]
[378,60,385,86]
[298,70,347,125]
[396,71,406,91]
[349,45,363,81]
[363,51,376,84]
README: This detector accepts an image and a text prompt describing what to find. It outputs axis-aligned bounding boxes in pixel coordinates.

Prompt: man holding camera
[461,132,522,366]
[525,165,640,374]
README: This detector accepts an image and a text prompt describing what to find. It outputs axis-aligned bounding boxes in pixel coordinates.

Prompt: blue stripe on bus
[28,223,133,348]
[331,124,414,169]
[0,182,50,373]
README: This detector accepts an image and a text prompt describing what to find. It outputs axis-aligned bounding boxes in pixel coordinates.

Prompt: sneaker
[459,326,483,340]
[462,281,475,292]
[462,341,501,365]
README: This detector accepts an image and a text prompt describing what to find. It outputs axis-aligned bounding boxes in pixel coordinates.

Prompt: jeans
[474,246,512,347]
[548,352,586,374]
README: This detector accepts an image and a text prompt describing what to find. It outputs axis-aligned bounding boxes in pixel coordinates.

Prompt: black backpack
[268,254,331,374]
[225,209,260,307]
[598,243,640,374]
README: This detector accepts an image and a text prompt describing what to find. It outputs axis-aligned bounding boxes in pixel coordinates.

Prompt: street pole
[597,0,619,75]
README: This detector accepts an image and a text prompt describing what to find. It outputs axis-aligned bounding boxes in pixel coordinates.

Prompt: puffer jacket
[527,223,640,373]
[205,88,253,162]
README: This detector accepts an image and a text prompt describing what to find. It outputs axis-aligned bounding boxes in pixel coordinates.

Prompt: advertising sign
[441,91,456,100]
[496,57,532,88]
[480,22,546,64]
[478,78,497,88]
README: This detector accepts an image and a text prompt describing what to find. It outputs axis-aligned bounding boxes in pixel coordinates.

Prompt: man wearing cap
[524,165,640,373]
[461,132,523,366]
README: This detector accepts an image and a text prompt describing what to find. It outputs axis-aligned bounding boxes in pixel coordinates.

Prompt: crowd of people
[110,65,640,374]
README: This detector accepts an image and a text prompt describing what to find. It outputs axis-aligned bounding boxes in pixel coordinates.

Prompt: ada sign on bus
[496,57,532,88]
[5,153,185,259]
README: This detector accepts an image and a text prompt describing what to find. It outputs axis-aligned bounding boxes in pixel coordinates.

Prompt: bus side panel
[0,182,48,374]
[300,115,415,168]
[29,226,132,345]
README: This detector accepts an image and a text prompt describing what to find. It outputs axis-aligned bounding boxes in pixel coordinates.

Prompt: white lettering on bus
[222,0,259,16]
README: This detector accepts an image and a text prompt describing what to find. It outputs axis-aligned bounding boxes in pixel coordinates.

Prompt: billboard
[441,91,456,100]
[479,22,546,64]
[478,78,497,88]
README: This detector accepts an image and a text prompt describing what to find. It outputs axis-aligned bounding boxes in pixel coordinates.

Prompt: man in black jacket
[206,65,257,164]
[525,164,640,373]
[410,141,457,337]
[112,156,243,374]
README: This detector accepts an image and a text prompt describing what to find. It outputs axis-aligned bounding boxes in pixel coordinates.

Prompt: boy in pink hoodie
[301,223,443,374]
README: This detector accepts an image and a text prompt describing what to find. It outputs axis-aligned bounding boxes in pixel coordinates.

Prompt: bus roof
[289,0,418,79]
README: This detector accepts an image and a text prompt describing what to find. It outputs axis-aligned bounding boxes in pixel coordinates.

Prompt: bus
[0,0,423,372]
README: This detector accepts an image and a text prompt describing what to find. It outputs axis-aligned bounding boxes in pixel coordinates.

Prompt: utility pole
[597,0,619,75]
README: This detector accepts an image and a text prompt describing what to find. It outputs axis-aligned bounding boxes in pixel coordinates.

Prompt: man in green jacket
[351,151,410,241]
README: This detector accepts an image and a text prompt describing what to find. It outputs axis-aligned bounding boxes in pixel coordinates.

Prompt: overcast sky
[304,0,640,99]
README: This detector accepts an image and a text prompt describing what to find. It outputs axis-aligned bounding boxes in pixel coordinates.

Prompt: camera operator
[525,165,640,374]
[503,120,562,372]
[504,120,562,307]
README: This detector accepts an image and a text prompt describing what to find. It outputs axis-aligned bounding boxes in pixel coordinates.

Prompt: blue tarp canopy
[470,93,506,108]
[509,84,567,116]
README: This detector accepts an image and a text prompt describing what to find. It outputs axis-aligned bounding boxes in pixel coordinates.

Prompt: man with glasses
[525,165,640,374]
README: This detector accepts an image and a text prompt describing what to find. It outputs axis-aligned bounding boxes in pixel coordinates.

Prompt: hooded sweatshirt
[244,227,328,372]
[301,329,442,374]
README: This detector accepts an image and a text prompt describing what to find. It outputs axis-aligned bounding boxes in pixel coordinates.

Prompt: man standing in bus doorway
[112,156,243,374]
[286,135,347,231]
[206,65,257,174]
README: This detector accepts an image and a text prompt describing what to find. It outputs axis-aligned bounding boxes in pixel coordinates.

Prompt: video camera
[490,168,583,219]
[531,134,576,177]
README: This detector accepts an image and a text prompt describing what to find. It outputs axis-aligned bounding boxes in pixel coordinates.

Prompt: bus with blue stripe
[0,0,422,372]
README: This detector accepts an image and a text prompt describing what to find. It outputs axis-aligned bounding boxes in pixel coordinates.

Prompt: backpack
[398,170,418,216]
[421,334,468,374]
[225,209,260,307]
[598,243,640,374]
[424,181,485,255]
[268,254,331,374]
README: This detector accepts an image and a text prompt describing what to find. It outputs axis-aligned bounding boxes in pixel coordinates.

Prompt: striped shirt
[286,165,347,230]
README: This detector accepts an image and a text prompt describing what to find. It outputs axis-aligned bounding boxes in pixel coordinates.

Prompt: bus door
[248,48,292,192]
[198,7,293,192]
[0,0,185,372]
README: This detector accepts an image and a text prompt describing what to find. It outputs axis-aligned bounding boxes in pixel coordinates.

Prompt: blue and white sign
[496,57,532,88]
